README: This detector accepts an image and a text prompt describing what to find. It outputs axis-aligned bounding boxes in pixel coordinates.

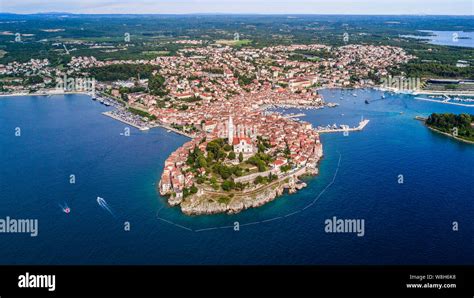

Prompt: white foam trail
[97,197,116,218]
[58,202,69,213]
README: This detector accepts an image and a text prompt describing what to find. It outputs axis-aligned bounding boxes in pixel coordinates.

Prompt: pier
[317,119,370,133]
[283,113,306,119]
[102,111,150,131]
[149,122,195,138]
[414,97,474,107]
[414,116,427,121]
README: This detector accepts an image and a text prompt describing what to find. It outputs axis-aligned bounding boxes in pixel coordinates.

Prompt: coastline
[4,87,469,217]
[171,163,321,216]
[426,125,474,144]
[0,89,325,216]
[0,91,90,98]
[102,111,150,131]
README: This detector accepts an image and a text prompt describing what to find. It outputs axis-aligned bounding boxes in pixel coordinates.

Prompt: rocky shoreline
[162,164,318,216]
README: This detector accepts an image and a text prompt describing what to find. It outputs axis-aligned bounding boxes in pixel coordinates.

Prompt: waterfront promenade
[149,122,195,138]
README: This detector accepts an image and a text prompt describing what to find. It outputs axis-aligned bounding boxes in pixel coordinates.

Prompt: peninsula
[424,113,474,144]
[1,39,416,215]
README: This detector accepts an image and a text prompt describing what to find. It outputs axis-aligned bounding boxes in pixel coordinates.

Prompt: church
[227,115,255,155]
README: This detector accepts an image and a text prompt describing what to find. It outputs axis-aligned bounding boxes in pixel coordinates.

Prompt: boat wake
[97,197,116,218]
[59,202,71,214]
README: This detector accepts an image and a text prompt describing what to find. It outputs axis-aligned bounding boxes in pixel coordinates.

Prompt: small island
[425,113,474,144]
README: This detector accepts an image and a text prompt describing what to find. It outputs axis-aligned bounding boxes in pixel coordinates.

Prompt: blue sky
[1,0,473,15]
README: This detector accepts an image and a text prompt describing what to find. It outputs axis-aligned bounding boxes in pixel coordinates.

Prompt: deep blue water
[0,90,473,265]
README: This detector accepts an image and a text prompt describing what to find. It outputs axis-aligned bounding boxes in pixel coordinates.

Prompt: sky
[0,0,473,15]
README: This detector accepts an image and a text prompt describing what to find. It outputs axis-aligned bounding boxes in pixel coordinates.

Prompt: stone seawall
[178,162,319,215]
[180,184,286,215]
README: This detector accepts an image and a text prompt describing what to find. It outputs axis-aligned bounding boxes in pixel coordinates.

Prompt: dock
[317,119,370,133]
[414,97,474,107]
[149,122,195,138]
[283,113,306,119]
[102,111,150,131]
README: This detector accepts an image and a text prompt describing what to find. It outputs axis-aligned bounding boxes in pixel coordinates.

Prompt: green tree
[206,152,215,163]
[148,74,166,95]
[221,180,235,191]
[197,156,207,168]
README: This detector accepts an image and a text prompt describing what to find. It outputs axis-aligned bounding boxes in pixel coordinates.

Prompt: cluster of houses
[158,88,324,199]
[58,43,413,108]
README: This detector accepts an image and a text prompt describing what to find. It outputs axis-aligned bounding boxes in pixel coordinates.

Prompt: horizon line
[1,12,473,17]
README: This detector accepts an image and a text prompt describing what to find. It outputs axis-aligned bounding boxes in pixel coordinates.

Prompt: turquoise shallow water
[0,90,472,265]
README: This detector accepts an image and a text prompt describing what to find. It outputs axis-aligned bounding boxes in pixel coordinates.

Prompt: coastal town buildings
[0,41,416,215]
